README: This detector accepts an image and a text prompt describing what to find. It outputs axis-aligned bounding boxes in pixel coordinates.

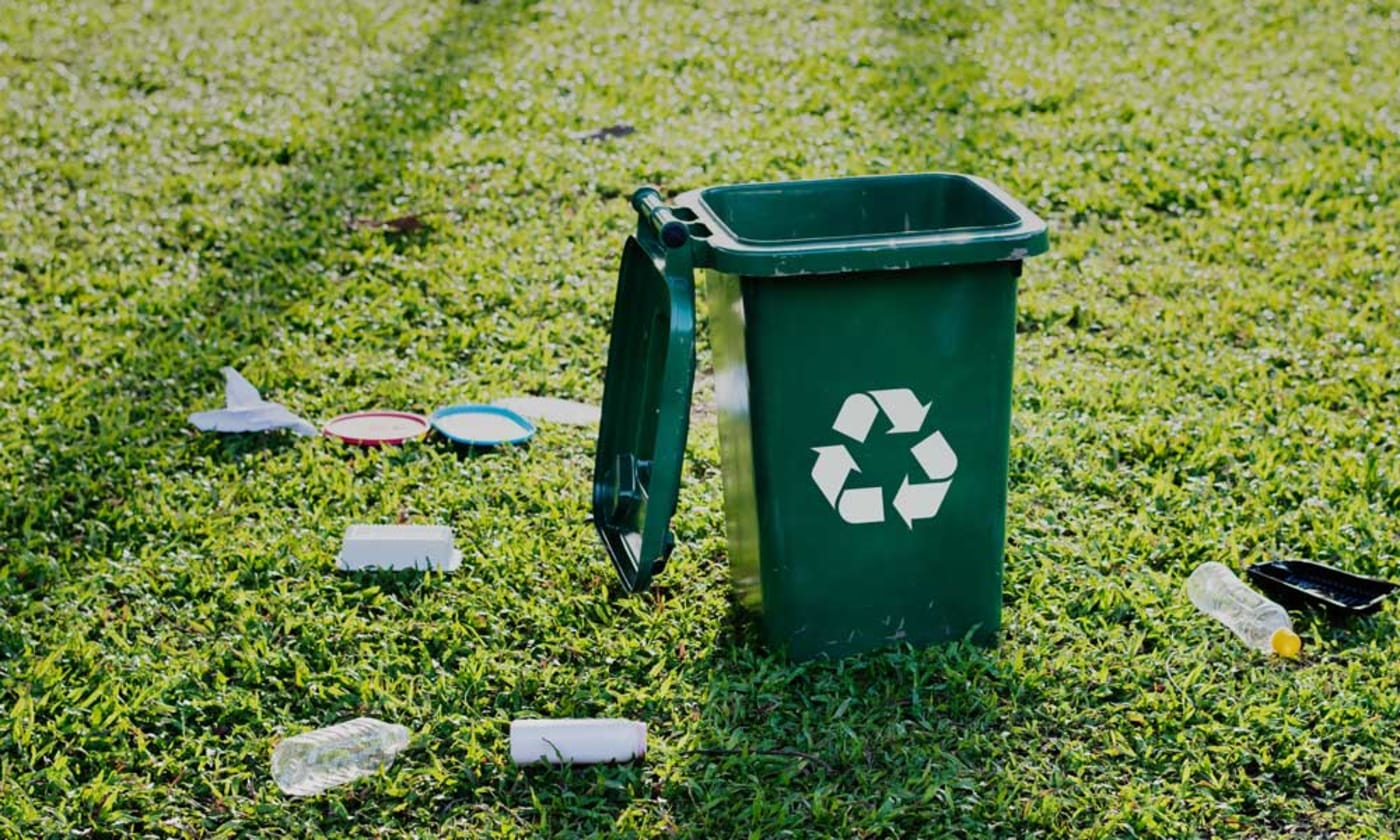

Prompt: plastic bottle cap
[1271,628,1302,657]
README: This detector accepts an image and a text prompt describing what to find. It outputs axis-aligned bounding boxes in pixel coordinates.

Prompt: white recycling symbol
[810,388,958,528]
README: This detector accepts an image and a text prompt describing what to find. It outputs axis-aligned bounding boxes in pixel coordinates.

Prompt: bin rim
[674,172,1047,278]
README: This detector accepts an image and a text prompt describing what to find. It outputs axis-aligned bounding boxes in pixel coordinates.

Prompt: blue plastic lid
[430,405,535,446]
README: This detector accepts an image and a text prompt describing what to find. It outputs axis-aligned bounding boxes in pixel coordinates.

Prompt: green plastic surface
[591,190,696,592]
[596,175,1046,659]
[709,262,1020,659]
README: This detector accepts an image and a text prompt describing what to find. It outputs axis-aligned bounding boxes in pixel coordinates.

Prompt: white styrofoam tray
[336,524,461,572]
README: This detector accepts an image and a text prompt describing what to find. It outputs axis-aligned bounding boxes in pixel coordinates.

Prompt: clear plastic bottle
[271,717,410,796]
[1186,562,1302,656]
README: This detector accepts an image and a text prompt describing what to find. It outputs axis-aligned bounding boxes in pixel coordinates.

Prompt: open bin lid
[592,190,697,592]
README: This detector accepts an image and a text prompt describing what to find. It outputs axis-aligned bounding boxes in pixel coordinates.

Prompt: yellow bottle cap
[1271,628,1302,657]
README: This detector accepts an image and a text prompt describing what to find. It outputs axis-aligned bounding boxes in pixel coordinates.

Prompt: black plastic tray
[1246,560,1398,615]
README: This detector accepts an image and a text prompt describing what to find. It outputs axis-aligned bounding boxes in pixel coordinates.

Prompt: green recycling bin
[593,173,1047,660]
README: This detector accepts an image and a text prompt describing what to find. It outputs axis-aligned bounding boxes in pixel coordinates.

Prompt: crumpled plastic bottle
[271,717,409,796]
[1186,562,1302,656]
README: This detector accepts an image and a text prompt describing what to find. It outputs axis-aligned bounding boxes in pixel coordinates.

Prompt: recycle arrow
[832,393,880,443]
[838,485,885,525]
[894,430,957,528]
[910,430,957,480]
[869,389,931,434]
[812,445,886,524]
[893,477,951,529]
[810,445,859,507]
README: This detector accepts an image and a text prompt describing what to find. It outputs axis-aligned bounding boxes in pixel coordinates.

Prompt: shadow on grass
[180,2,535,373]
[333,567,435,598]
[211,431,308,462]
[0,1,540,595]
[1299,607,1400,653]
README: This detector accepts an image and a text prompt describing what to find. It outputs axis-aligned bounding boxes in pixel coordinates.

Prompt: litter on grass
[336,524,460,572]
[492,396,600,426]
[188,367,318,437]
[431,404,535,446]
[271,717,409,796]
[1246,560,1398,615]
[347,214,426,234]
[570,124,636,142]
[509,719,647,766]
[322,410,430,446]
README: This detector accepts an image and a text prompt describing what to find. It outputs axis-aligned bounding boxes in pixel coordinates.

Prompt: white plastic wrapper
[492,396,600,426]
[189,367,318,436]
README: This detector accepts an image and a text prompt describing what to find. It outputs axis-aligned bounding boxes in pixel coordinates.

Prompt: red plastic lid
[322,411,430,446]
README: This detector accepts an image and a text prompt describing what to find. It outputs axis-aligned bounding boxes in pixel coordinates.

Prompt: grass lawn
[2,0,1397,836]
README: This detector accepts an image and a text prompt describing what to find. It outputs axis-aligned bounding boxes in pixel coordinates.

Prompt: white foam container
[509,719,647,765]
[336,524,461,572]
